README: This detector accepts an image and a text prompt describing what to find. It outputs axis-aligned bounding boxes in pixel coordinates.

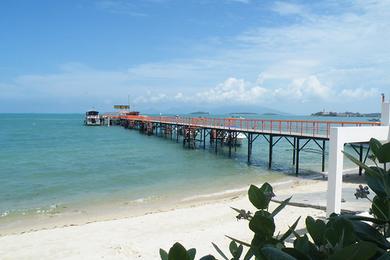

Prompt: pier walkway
[103,114,380,175]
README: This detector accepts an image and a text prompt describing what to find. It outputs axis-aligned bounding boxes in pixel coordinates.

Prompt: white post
[326,127,344,216]
[382,102,390,126]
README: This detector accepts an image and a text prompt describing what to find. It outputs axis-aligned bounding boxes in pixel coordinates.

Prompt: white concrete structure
[326,102,390,216]
[382,102,390,126]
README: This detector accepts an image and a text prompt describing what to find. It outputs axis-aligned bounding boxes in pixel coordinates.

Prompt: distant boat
[84,110,101,126]
[223,132,246,146]
[368,118,380,122]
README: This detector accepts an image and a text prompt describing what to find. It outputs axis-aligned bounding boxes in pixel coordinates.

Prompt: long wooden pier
[103,114,380,175]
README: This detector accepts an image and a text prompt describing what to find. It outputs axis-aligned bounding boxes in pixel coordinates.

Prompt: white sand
[0,177,369,259]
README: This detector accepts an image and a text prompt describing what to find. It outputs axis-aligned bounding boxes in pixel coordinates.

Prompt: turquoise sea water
[0,113,368,225]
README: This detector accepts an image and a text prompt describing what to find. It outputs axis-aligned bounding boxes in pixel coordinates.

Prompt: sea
[0,113,372,231]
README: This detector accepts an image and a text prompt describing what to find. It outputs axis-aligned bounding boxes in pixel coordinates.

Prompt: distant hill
[138,104,288,116]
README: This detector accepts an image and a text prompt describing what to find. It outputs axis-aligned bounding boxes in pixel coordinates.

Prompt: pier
[103,114,380,175]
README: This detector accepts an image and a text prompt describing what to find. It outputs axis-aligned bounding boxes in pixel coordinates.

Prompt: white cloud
[273,75,331,101]
[167,75,340,105]
[340,88,379,99]
[194,77,267,104]
[271,2,306,16]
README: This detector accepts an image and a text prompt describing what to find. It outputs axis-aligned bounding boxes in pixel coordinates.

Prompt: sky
[0,0,389,114]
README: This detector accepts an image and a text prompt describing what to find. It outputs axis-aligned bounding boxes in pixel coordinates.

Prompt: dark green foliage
[160,242,196,260]
[160,138,390,259]
[248,183,274,210]
[249,212,275,236]
[261,247,296,260]
[305,216,326,245]
[211,241,244,260]
[327,241,377,260]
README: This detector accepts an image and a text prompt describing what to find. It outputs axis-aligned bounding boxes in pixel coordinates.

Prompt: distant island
[189,111,210,115]
[230,112,258,115]
[311,111,380,117]
[262,113,280,116]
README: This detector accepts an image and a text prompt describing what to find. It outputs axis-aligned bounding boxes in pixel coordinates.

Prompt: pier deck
[103,114,380,175]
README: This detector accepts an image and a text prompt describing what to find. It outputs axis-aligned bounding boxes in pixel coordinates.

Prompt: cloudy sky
[0,0,389,114]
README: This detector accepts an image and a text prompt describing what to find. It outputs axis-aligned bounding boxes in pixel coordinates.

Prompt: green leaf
[279,217,301,242]
[243,248,254,260]
[261,247,297,260]
[377,252,390,260]
[372,195,390,221]
[159,249,168,260]
[293,234,318,257]
[235,245,243,259]
[187,248,196,260]
[379,142,390,163]
[305,216,326,246]
[328,241,377,260]
[271,196,292,217]
[343,151,377,176]
[324,217,356,248]
[351,221,390,249]
[365,167,387,198]
[249,213,275,237]
[229,241,238,256]
[282,248,311,260]
[199,255,217,260]
[333,217,356,246]
[211,243,229,260]
[248,183,274,209]
[369,138,390,163]
[225,235,251,247]
[370,138,383,161]
[229,241,243,259]
[342,215,389,225]
[168,242,190,260]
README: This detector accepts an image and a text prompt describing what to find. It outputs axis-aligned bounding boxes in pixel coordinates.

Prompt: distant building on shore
[311,110,380,117]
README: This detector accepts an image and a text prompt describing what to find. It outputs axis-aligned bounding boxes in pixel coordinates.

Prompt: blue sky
[0,0,389,114]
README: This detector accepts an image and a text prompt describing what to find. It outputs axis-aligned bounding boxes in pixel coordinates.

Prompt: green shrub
[161,138,390,259]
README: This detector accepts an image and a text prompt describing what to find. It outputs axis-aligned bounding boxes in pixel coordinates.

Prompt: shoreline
[0,175,298,237]
[0,174,371,259]
[0,168,364,237]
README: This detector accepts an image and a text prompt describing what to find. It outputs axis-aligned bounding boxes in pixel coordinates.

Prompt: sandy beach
[0,175,370,259]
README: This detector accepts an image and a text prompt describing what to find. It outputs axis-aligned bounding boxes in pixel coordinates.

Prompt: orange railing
[115,115,381,138]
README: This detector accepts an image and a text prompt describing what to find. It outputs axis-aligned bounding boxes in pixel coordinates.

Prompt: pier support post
[322,140,326,172]
[203,129,206,149]
[247,133,252,163]
[292,137,296,165]
[176,125,179,143]
[200,128,203,146]
[234,132,237,152]
[268,135,273,169]
[215,130,218,153]
[228,131,232,157]
[296,138,300,175]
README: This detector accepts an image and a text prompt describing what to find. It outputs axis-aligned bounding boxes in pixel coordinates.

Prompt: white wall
[326,126,390,216]
[382,102,390,126]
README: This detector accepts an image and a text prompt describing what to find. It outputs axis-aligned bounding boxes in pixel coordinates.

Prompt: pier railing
[117,115,380,139]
